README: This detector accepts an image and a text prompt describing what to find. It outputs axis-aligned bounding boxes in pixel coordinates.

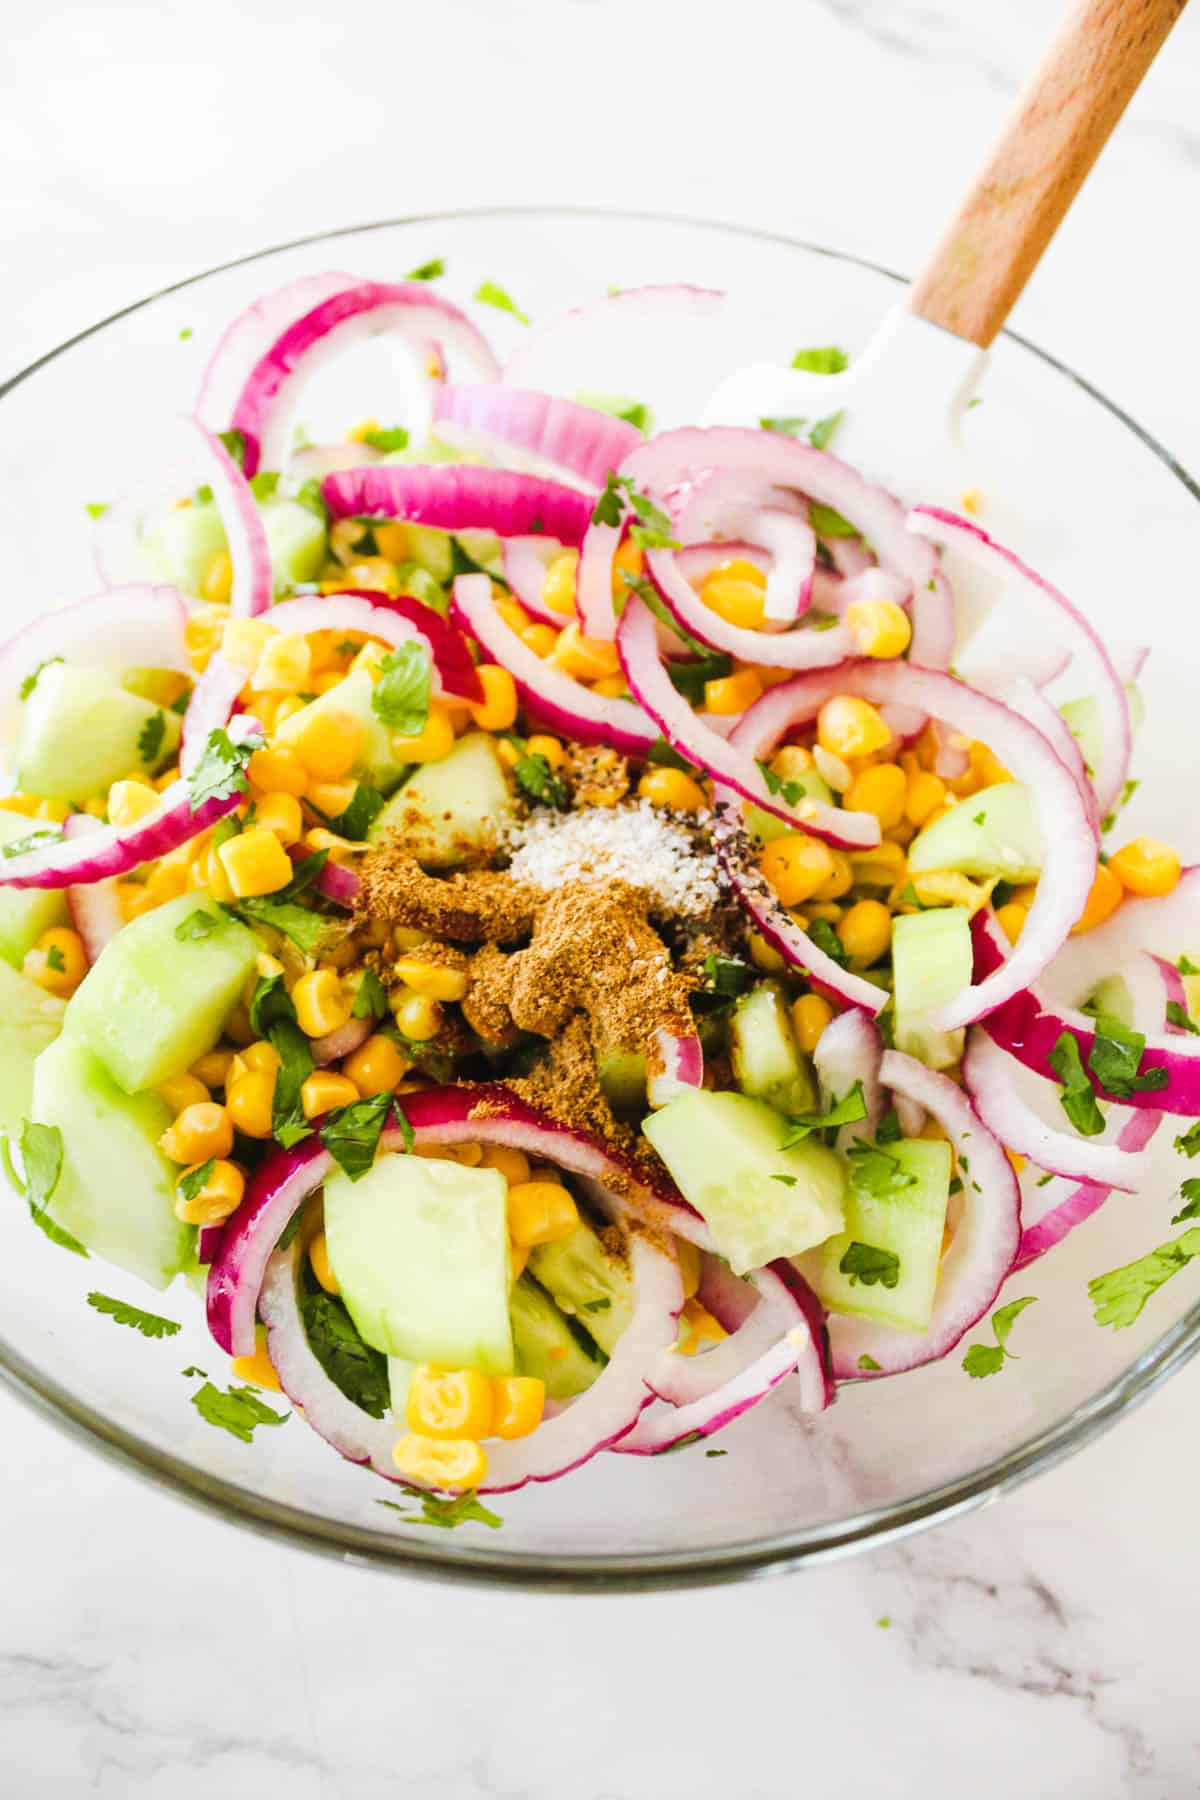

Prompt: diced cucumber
[527,1221,634,1357]
[509,1274,604,1400]
[274,667,408,796]
[31,1034,193,1288]
[401,523,455,584]
[18,665,180,805]
[261,500,328,588]
[65,892,258,1093]
[802,1139,952,1333]
[323,1153,514,1373]
[891,907,972,1072]
[1087,974,1133,1028]
[596,1046,648,1120]
[0,807,69,968]
[744,768,834,846]
[143,497,327,595]
[908,782,1042,883]
[368,732,515,869]
[642,1089,845,1274]
[1061,684,1144,778]
[0,961,65,1140]
[387,1356,416,1419]
[729,981,817,1115]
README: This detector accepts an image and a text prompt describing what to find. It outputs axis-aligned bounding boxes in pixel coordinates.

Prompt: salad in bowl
[2,267,1196,1507]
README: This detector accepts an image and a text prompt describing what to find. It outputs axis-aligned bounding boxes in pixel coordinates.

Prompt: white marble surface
[3,2,1200,1794]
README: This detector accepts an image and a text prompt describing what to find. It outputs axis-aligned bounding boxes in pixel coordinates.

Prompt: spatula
[704,0,1188,499]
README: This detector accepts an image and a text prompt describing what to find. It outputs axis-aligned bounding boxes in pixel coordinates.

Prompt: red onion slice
[812,1009,885,1146]
[1013,1107,1162,1270]
[228,281,499,476]
[908,507,1131,817]
[645,1028,704,1108]
[826,1051,1020,1380]
[323,462,595,549]
[1003,676,1100,841]
[195,270,357,429]
[646,1262,822,1409]
[501,536,570,625]
[309,1016,372,1068]
[642,546,855,668]
[180,657,247,780]
[63,815,123,963]
[264,590,483,702]
[433,385,641,488]
[189,419,273,617]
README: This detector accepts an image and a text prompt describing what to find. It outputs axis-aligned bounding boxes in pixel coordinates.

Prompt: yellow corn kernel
[389,703,456,764]
[491,1375,545,1440]
[1005,1147,1027,1177]
[519,622,560,658]
[390,990,443,1042]
[904,769,947,828]
[507,1180,579,1248]
[343,1033,410,1098]
[143,861,191,906]
[1071,862,1124,934]
[525,734,564,769]
[241,1040,281,1078]
[308,1229,340,1295]
[480,1144,532,1186]
[495,738,521,770]
[590,676,628,698]
[678,1296,727,1354]
[969,742,1011,789]
[201,551,233,606]
[849,840,908,892]
[225,1054,249,1087]
[509,1243,530,1280]
[300,1071,361,1120]
[541,551,579,617]
[392,1434,487,1490]
[220,616,274,674]
[611,535,645,599]
[467,664,519,732]
[551,622,622,682]
[837,898,893,968]
[405,1366,494,1440]
[226,1070,276,1139]
[1108,836,1181,898]
[174,1157,245,1225]
[700,575,766,631]
[371,520,409,562]
[247,744,308,799]
[156,1072,210,1114]
[190,1048,235,1088]
[288,708,366,781]
[769,744,813,781]
[392,959,468,1002]
[844,598,912,659]
[253,632,313,693]
[304,827,361,859]
[676,1237,702,1300]
[704,669,763,716]
[844,762,907,831]
[106,779,161,829]
[909,869,992,913]
[637,766,709,812]
[791,992,835,1055]
[348,639,388,682]
[23,926,88,995]
[306,781,359,823]
[817,695,892,759]
[0,793,43,817]
[812,850,854,902]
[759,832,836,907]
[292,969,351,1038]
[159,1101,234,1164]
[217,827,294,900]
[252,791,304,844]
[495,597,532,634]
[748,929,786,972]
[231,1328,282,1392]
[994,901,1028,945]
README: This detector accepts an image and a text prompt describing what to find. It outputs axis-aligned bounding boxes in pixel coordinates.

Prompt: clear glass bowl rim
[2,203,1198,1593]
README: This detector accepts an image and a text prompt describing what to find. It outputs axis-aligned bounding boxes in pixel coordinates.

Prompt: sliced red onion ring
[287,441,383,482]
[1004,676,1100,841]
[812,1009,884,1147]
[0,586,189,747]
[645,1028,704,1108]
[195,270,356,430]
[962,1028,1148,1190]
[264,590,483,702]
[63,815,123,963]
[828,1050,1020,1379]
[309,1016,372,1067]
[315,859,362,907]
[501,282,726,389]
[228,282,499,476]
[0,715,261,891]
[501,536,569,625]
[180,657,247,780]
[1013,1107,1162,1269]
[189,419,273,616]
[1153,954,1191,1032]
[323,463,594,548]
[642,545,855,668]
[646,1261,823,1410]
[722,661,1096,1028]
[908,507,1130,817]
[434,385,641,488]
[451,573,659,754]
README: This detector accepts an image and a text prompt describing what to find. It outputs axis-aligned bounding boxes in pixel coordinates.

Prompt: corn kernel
[759,833,836,907]
[226,1070,276,1139]
[159,1101,234,1164]
[637,766,709,812]
[748,929,786,972]
[308,1229,340,1295]
[292,969,352,1038]
[480,1145,531,1185]
[144,861,191,906]
[305,781,357,821]
[550,622,622,683]
[1006,1148,1027,1176]
[23,926,88,995]
[191,1049,235,1088]
[156,1072,210,1114]
[541,551,579,617]
[1071,862,1124,934]
[252,791,304,844]
[348,640,389,681]
[106,779,161,829]
[495,738,521,770]
[509,1243,530,1280]
[491,1376,545,1440]
[995,901,1028,944]
[406,1366,494,1440]
[612,536,644,598]
[392,959,468,1002]
[301,1070,361,1120]
[495,598,532,634]
[389,703,456,764]
[909,869,992,913]
[704,669,763,715]
[905,769,947,827]
[845,762,906,831]
[791,992,834,1054]
[811,850,854,902]
[253,632,313,693]
[231,1328,282,1392]
[174,1157,245,1225]
[288,708,366,781]
[390,989,443,1042]
[837,898,893,967]
[700,575,766,631]
[247,744,308,799]
[467,664,519,733]
[769,744,813,781]
[372,520,409,561]
[845,598,912,659]
[817,695,892,759]
[343,1033,410,1097]
[507,1180,579,1248]
[525,734,564,768]
[391,1434,487,1490]
[590,676,629,698]
[677,1238,702,1300]
[201,552,233,607]
[519,622,560,658]
[217,827,294,900]
[241,1040,281,1077]
[1108,836,1181,898]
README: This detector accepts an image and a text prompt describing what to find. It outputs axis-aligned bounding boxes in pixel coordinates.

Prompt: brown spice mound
[355,850,539,945]
[507,1013,635,1155]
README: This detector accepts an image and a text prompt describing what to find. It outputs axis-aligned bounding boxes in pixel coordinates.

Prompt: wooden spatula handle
[910,0,1188,347]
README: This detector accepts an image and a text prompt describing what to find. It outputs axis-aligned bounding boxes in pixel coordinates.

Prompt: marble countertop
[3,2,1199,1794]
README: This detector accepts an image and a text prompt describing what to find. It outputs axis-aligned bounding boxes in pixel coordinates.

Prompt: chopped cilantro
[329,783,385,841]
[1048,1031,1106,1136]
[217,428,247,467]
[759,760,811,809]
[187,727,259,813]
[175,908,219,944]
[666,650,732,707]
[846,1139,918,1198]
[1171,1179,1200,1225]
[705,1448,728,1458]
[962,1295,1037,1377]
[406,258,445,281]
[857,1354,882,1372]
[2,1121,86,1256]
[581,1298,612,1313]
[137,710,167,766]
[371,642,432,736]
[646,737,702,776]
[474,280,529,325]
[378,1487,502,1530]
[351,966,389,1022]
[590,471,679,549]
[249,470,280,502]
[1167,1002,1200,1036]
[268,1020,314,1149]
[86,1292,181,1338]
[362,426,410,453]
[876,1108,902,1144]
[178,1159,216,1206]
[807,410,844,450]
[178,327,193,340]
[181,1366,207,1379]
[616,401,651,433]
[1174,1119,1200,1158]
[689,954,754,1016]
[294,477,329,524]
[19,656,63,699]
[232,852,336,958]
[507,740,569,809]
[191,1380,288,1442]
[790,346,849,374]
[300,1291,389,1416]
[809,502,859,539]
[972,811,985,826]
[1178,955,1200,976]
[84,502,109,519]
[1089,1229,1200,1329]
[808,917,849,968]
[45,944,65,974]
[782,1080,868,1146]
[771,1174,798,1187]
[838,1241,900,1289]
[759,416,810,438]
[1087,1015,1169,1099]
[321,1093,395,1181]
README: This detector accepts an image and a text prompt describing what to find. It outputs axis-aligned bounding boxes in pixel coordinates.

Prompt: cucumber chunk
[729,981,817,1115]
[527,1222,634,1356]
[324,1153,514,1373]
[1061,684,1143,778]
[261,500,328,588]
[642,1089,846,1274]
[744,768,834,846]
[802,1138,952,1333]
[387,1356,417,1419]
[31,1034,192,1288]
[891,907,972,1072]
[908,782,1042,883]
[18,665,180,805]
[1087,974,1133,1028]
[65,892,258,1093]
[402,524,456,584]
[0,961,65,1140]
[368,732,515,869]
[0,807,69,968]
[509,1274,604,1400]
[274,667,409,796]
[596,1046,648,1120]
[143,497,327,595]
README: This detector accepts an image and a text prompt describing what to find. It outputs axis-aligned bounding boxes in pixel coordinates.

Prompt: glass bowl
[2,208,1198,1591]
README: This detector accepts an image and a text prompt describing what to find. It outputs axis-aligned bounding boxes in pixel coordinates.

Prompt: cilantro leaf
[268,1020,314,1149]
[1087,1014,1169,1099]
[327,783,385,841]
[217,428,247,467]
[247,973,295,1038]
[846,1139,918,1198]
[87,1292,181,1338]
[759,760,812,809]
[187,728,259,813]
[782,1080,868,1146]
[300,1291,389,1416]
[1175,1119,1200,1158]
[590,472,680,550]
[321,1093,395,1181]
[1100,779,1140,834]
[362,426,410,453]
[581,1297,612,1313]
[759,416,809,437]
[371,642,432,736]
[175,908,219,943]
[790,346,849,374]
[510,748,570,809]
[876,1107,902,1144]
[1167,1001,1200,1036]
[293,477,329,524]
[191,1380,288,1442]
[838,1241,900,1289]
[809,502,859,539]
[178,327,192,340]
[474,280,529,325]
[249,471,280,502]
[1048,1031,1106,1136]
[20,656,63,700]
[592,470,627,529]
[1171,1179,1200,1225]
[646,738,702,776]
[962,1294,1037,1377]
[807,410,844,451]
[235,899,333,959]
[84,502,109,520]
[857,1354,882,1372]
[3,1121,87,1256]
[808,917,849,968]
[771,1174,797,1186]
[45,944,65,974]
[616,401,651,433]
[1178,955,1200,977]
[666,651,732,707]
[1089,1229,1200,1329]
[178,1158,216,1205]
[378,1488,502,1530]
[406,258,445,281]
[351,966,389,1022]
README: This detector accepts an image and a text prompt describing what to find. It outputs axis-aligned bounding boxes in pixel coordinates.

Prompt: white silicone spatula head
[704,0,1188,499]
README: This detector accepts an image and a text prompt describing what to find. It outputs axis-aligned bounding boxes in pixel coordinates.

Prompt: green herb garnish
[300,1291,389,1416]
[87,1292,181,1338]
[1087,1014,1169,1099]
[2,1121,86,1256]
[474,280,529,324]
[791,346,849,374]
[371,642,432,736]
[846,1140,918,1198]
[1048,1031,1106,1136]
[781,1080,868,1146]
[320,1093,395,1182]
[406,258,445,281]
[1089,1230,1200,1329]
[838,1241,900,1289]
[175,908,219,943]
[962,1295,1037,1377]
[362,426,410,453]
[191,1380,288,1442]
[351,966,389,1022]
[187,727,259,813]
[19,656,63,699]
[378,1488,502,1530]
